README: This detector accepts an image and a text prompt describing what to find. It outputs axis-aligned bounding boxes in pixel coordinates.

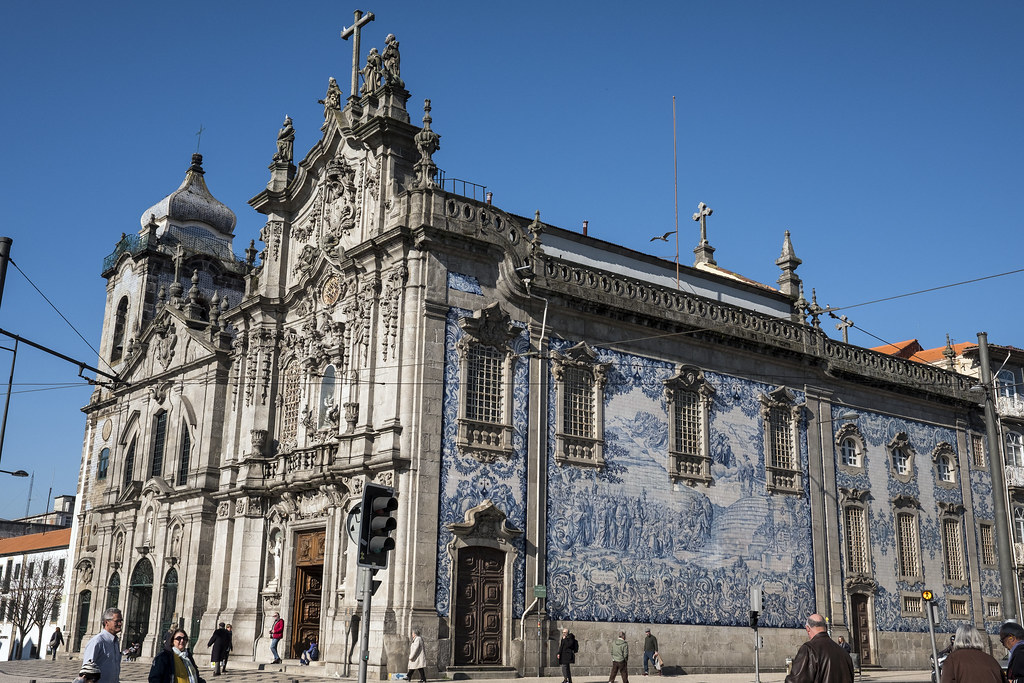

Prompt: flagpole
[673,96,679,289]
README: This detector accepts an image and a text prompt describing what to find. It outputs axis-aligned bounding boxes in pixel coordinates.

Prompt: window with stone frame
[98,448,110,480]
[176,420,191,487]
[948,599,968,618]
[150,411,168,477]
[552,342,610,469]
[902,594,923,615]
[759,387,803,494]
[1006,431,1024,468]
[280,361,302,448]
[940,503,967,584]
[456,304,520,462]
[893,497,922,580]
[888,432,916,483]
[987,600,1002,619]
[971,433,986,469]
[844,505,870,574]
[1015,507,1024,543]
[111,296,129,363]
[664,365,715,485]
[123,436,137,488]
[932,442,958,488]
[980,522,997,568]
[835,423,866,474]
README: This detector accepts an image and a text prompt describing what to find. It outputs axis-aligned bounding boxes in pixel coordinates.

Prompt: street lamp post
[0,468,28,477]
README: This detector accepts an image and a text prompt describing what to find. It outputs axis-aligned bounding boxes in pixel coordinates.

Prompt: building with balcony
[65,22,999,677]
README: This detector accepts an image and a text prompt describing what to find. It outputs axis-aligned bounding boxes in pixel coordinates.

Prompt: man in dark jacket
[207,622,232,676]
[557,628,579,683]
[1000,621,1024,683]
[784,614,853,683]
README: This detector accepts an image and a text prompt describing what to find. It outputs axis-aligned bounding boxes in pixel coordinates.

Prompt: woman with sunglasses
[148,629,206,683]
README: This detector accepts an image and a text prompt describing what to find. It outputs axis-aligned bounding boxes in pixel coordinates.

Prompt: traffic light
[749,610,759,629]
[358,484,398,569]
[922,590,933,601]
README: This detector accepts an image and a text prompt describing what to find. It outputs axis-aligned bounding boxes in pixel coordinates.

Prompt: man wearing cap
[74,660,101,683]
[269,612,285,664]
[609,631,629,683]
[642,628,660,676]
[1000,621,1024,683]
[784,613,853,683]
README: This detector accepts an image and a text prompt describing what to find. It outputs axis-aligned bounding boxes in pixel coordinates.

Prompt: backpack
[309,643,320,661]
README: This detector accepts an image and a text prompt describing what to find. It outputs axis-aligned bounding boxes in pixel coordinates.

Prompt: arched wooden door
[291,529,325,658]
[453,547,504,666]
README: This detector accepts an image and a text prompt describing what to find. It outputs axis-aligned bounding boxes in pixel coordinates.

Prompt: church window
[888,432,915,483]
[123,437,137,487]
[980,523,997,567]
[987,601,1002,619]
[318,365,337,428]
[896,510,921,579]
[97,448,109,480]
[150,411,168,477]
[835,423,866,475]
[936,455,954,483]
[893,448,910,475]
[664,365,714,485]
[948,599,968,617]
[844,505,870,574]
[280,362,301,446]
[932,442,957,487]
[972,433,986,468]
[553,342,609,469]
[840,438,859,467]
[159,568,178,638]
[998,368,1017,399]
[1006,431,1024,467]
[111,297,129,362]
[106,572,120,610]
[456,304,520,462]
[176,421,190,486]
[942,518,966,582]
[759,387,803,494]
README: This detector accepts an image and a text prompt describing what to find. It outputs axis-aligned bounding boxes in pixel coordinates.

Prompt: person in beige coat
[407,628,427,683]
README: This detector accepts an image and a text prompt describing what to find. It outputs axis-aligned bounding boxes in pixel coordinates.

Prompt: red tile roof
[0,528,72,556]
[908,342,977,364]
[871,339,923,359]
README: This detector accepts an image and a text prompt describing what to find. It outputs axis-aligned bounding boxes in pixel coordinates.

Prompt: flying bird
[650,231,675,242]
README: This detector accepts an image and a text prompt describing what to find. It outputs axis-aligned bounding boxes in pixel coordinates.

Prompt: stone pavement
[0,659,935,683]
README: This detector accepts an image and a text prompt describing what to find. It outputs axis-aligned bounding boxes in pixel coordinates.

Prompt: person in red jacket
[269,612,285,664]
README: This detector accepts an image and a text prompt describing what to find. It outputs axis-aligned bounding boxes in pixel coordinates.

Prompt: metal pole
[753,626,760,683]
[979,331,1018,619]
[0,237,11,310]
[926,600,940,683]
[357,567,372,683]
[0,339,17,466]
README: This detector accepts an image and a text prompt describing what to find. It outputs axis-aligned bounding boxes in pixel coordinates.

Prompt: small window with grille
[980,523,997,567]
[759,387,803,494]
[972,433,986,469]
[896,510,921,579]
[902,595,923,615]
[943,518,966,583]
[948,599,969,618]
[844,506,870,574]
[986,600,1002,619]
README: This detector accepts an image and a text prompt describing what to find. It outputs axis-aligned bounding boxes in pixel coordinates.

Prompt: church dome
[140,154,236,235]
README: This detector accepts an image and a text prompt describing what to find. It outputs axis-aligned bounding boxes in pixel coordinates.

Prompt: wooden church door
[453,546,504,666]
[291,529,325,658]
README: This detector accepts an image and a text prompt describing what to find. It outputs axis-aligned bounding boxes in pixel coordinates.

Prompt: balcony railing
[1006,465,1024,489]
[436,168,488,203]
[998,394,1024,418]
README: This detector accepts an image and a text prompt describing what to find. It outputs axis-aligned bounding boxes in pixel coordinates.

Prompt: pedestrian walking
[149,628,206,683]
[557,627,579,683]
[941,624,1002,683]
[999,621,1024,683]
[609,631,629,683]
[82,607,123,683]
[48,626,64,660]
[784,613,853,683]
[407,628,427,682]
[268,612,284,663]
[207,621,231,676]
[642,628,659,676]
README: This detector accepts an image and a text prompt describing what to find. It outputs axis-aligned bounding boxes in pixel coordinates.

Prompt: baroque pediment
[119,307,223,384]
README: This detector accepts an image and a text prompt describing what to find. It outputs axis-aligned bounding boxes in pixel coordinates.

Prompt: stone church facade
[65,22,1001,675]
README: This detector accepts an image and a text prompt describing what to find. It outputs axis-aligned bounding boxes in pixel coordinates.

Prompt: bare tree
[5,559,65,659]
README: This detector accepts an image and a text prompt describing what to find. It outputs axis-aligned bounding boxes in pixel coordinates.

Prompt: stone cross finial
[195,124,205,154]
[341,10,376,103]
[691,202,716,266]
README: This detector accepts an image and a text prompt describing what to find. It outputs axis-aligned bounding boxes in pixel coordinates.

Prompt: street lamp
[0,468,28,477]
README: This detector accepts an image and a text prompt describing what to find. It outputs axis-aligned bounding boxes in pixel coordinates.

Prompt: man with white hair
[784,613,853,683]
[82,607,123,683]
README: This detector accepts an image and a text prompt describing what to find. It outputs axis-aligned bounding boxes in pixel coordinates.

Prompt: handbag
[654,654,663,671]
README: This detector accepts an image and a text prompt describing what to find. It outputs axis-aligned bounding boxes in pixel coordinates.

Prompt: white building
[0,528,71,660]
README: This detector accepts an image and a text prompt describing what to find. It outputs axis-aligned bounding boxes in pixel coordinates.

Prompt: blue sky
[0,1,1021,519]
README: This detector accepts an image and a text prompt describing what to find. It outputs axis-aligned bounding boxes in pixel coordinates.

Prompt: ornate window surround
[892,495,923,582]
[840,488,873,577]
[835,423,866,475]
[552,342,609,469]
[663,365,715,485]
[888,432,916,483]
[939,502,968,587]
[456,304,519,463]
[931,442,958,489]
[759,386,803,494]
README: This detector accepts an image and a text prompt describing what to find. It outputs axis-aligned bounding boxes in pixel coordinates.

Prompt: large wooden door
[453,547,504,666]
[292,530,325,658]
[851,594,872,665]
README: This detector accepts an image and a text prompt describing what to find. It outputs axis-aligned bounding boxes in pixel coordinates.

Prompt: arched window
[176,420,191,486]
[123,437,137,488]
[159,568,178,637]
[150,412,168,477]
[97,448,110,480]
[74,590,92,651]
[1007,432,1024,468]
[126,559,153,647]
[840,437,860,468]
[998,369,1017,399]
[281,362,301,445]
[106,572,120,610]
[111,297,129,362]
[1014,506,1024,543]
[936,455,954,483]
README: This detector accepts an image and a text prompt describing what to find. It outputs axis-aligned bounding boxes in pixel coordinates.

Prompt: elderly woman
[149,629,206,683]
[940,624,1002,683]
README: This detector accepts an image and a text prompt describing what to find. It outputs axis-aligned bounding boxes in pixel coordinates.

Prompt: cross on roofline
[341,10,375,102]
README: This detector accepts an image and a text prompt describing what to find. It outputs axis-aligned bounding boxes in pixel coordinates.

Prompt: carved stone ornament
[844,575,879,594]
[261,591,282,611]
[321,155,361,249]
[374,470,394,488]
[154,320,178,370]
[938,501,966,516]
[149,380,174,405]
[251,429,268,452]
[891,494,919,510]
[77,559,94,585]
[217,501,232,519]
[839,487,871,505]
[457,303,520,356]
[236,496,262,517]
[448,499,523,545]
[321,275,343,306]
[380,265,408,361]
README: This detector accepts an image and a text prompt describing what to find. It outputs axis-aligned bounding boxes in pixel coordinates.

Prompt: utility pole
[978,331,1018,619]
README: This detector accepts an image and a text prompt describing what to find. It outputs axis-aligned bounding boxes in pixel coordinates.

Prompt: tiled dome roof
[140,154,236,235]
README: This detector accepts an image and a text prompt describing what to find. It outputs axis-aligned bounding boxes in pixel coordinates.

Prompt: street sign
[534,585,546,598]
